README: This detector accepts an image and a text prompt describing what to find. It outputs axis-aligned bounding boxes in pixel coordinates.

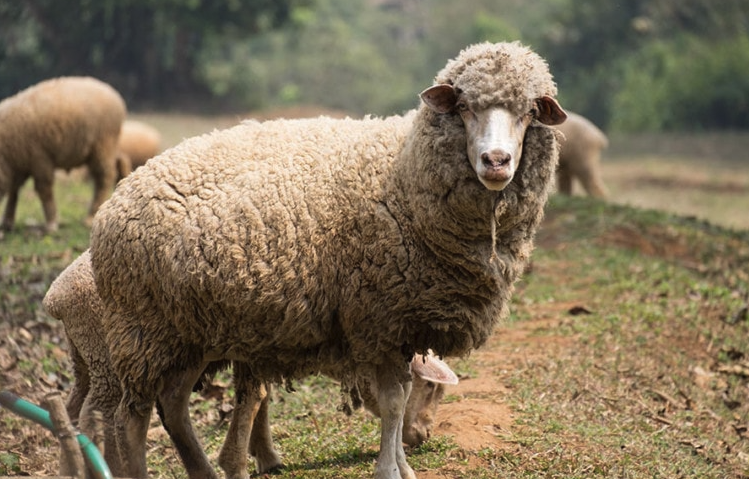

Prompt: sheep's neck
[387,118,501,269]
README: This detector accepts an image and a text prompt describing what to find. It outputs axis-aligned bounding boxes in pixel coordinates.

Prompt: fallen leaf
[568,305,593,316]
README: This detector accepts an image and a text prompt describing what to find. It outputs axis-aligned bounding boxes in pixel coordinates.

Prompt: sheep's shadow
[253,449,378,477]
[252,445,438,476]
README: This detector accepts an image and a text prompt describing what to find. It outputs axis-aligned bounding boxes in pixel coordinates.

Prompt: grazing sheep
[117,119,162,175]
[0,76,126,234]
[555,111,609,198]
[42,250,125,477]
[44,250,458,477]
[90,41,566,479]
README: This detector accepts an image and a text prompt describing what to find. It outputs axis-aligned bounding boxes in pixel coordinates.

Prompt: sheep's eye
[456,102,469,112]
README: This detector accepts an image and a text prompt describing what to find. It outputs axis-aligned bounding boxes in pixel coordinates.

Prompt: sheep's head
[421,41,567,191]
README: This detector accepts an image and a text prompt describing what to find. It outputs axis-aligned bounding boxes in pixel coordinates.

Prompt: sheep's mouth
[480,161,514,183]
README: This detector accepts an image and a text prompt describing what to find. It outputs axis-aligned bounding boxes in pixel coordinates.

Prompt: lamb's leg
[157,363,219,479]
[114,392,153,479]
[218,364,282,479]
[374,362,417,479]
[64,344,89,421]
[249,383,283,473]
[80,392,125,477]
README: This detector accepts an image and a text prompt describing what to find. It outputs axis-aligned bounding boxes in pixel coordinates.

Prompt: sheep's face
[402,352,459,447]
[361,352,458,447]
[421,84,567,191]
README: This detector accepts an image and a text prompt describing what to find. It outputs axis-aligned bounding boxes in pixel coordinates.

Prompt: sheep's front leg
[374,363,416,479]
[157,363,219,479]
[218,363,282,479]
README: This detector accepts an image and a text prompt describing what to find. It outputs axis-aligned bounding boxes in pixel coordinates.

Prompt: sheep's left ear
[535,95,567,125]
[420,84,458,114]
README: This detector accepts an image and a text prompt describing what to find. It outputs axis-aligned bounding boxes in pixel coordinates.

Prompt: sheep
[43,250,459,477]
[116,119,162,176]
[0,76,127,234]
[89,40,566,479]
[41,250,126,477]
[555,111,609,198]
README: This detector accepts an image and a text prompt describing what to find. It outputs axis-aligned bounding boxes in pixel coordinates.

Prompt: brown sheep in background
[555,111,609,198]
[117,119,162,176]
[0,76,127,234]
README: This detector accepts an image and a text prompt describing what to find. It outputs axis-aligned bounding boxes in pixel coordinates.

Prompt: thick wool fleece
[90,41,560,401]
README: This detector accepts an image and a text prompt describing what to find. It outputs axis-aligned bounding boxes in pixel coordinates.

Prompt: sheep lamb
[555,111,609,198]
[0,76,127,234]
[43,250,458,477]
[90,41,566,479]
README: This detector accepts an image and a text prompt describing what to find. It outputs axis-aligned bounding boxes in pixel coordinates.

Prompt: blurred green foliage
[0,0,747,131]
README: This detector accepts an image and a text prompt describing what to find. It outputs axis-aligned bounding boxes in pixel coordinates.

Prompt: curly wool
[434,41,558,115]
[90,41,561,399]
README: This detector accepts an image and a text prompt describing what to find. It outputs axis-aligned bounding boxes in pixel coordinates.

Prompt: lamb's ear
[535,95,567,125]
[411,352,459,385]
[420,84,458,114]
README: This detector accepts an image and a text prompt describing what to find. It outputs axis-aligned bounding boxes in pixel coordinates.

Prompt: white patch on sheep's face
[459,103,532,191]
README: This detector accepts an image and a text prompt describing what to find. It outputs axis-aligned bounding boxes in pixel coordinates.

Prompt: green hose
[0,390,113,479]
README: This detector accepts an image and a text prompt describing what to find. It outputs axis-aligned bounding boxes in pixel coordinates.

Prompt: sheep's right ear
[420,84,458,114]
[411,352,459,385]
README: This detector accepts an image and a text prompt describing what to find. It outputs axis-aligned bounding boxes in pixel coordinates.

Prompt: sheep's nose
[481,149,511,167]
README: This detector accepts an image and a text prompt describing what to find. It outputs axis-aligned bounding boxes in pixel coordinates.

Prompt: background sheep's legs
[32,170,58,232]
[575,159,608,198]
[374,363,416,479]
[556,167,574,196]
[1,177,24,230]
[157,363,219,479]
[218,364,282,479]
[85,150,117,227]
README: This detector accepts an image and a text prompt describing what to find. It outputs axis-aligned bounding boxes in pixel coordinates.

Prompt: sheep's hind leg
[157,362,219,479]
[218,364,282,479]
[374,362,417,479]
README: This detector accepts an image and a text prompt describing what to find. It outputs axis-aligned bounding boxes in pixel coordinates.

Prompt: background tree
[0,0,307,109]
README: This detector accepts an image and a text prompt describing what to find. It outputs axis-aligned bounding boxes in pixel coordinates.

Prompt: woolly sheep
[555,111,609,198]
[117,119,162,175]
[43,250,459,476]
[90,41,566,479]
[0,76,127,234]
